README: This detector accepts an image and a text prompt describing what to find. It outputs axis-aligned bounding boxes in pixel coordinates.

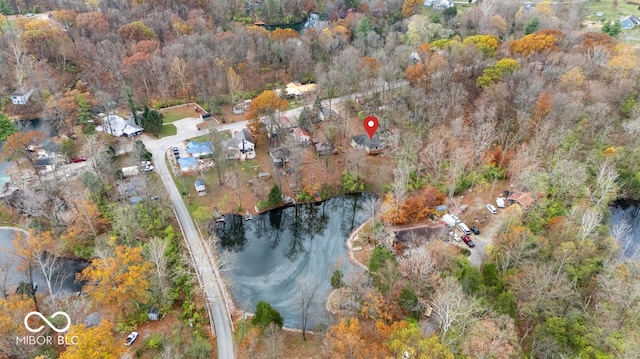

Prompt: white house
[102,115,143,138]
[222,128,256,159]
[11,89,34,105]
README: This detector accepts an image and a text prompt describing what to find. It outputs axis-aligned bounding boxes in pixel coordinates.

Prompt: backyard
[585,0,640,22]
[160,104,202,123]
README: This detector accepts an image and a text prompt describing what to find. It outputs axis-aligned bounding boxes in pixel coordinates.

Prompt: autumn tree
[476,58,520,88]
[509,31,564,58]
[77,245,152,316]
[117,20,156,42]
[60,321,125,359]
[1,131,46,180]
[0,295,38,358]
[402,0,422,18]
[462,34,500,57]
[15,230,66,299]
[325,317,369,359]
[246,90,288,137]
[460,314,519,358]
[388,323,454,359]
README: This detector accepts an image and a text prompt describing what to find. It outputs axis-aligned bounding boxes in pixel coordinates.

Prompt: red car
[462,235,475,248]
[71,156,87,162]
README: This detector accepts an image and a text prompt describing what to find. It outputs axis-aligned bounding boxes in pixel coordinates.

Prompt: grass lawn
[0,19,17,34]
[159,124,177,137]
[160,104,200,123]
[585,0,640,22]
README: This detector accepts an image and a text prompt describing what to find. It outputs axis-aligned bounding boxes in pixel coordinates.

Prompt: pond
[610,201,640,258]
[0,229,87,295]
[215,193,373,329]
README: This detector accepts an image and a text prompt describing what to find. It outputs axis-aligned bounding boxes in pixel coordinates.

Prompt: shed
[195,179,206,195]
[83,312,101,328]
[314,142,337,156]
[200,112,213,121]
[435,205,448,216]
[122,166,140,177]
[508,192,536,208]
[11,89,34,105]
[129,196,143,205]
[148,307,160,321]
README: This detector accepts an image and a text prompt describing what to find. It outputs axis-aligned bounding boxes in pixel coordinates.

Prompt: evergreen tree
[77,94,95,135]
[0,112,16,141]
[268,184,282,206]
[125,86,138,126]
[251,301,284,329]
[524,17,540,35]
[141,106,163,137]
[610,20,622,37]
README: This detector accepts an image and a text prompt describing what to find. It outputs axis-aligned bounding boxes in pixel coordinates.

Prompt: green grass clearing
[159,124,177,137]
[585,0,640,22]
[160,105,199,123]
[0,18,17,34]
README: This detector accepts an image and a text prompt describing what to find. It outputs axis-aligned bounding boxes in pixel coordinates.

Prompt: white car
[142,165,155,172]
[487,204,498,214]
[124,331,138,346]
[26,13,34,17]
[449,231,461,241]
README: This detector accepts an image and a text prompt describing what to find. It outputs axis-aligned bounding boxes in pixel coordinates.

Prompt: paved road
[152,131,235,359]
[142,80,409,358]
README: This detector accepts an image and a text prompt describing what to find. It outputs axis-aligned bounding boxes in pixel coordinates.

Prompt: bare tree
[589,160,619,209]
[398,247,436,296]
[144,237,170,306]
[298,277,322,341]
[263,322,284,359]
[570,206,602,242]
[431,276,477,346]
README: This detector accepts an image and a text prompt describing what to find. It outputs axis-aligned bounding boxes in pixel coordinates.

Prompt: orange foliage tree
[0,295,37,357]
[77,245,152,316]
[270,28,299,41]
[509,30,564,57]
[246,90,288,136]
[382,186,445,225]
[116,20,156,42]
[326,317,389,358]
[1,131,47,180]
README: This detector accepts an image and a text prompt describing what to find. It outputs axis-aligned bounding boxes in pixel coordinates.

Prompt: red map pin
[364,116,379,140]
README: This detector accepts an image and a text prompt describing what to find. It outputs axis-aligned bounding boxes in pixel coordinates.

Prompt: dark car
[462,235,475,248]
[71,156,87,162]
[471,226,480,235]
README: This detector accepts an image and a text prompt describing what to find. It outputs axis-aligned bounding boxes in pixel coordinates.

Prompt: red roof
[508,192,535,207]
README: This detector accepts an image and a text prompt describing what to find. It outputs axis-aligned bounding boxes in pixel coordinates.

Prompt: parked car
[462,235,475,248]
[124,332,138,346]
[71,156,87,162]
[450,214,461,224]
[458,223,471,235]
[449,231,461,242]
[172,147,180,159]
[26,13,34,17]
[503,190,511,197]
[471,226,481,235]
[487,204,498,214]
[141,161,151,167]
[142,165,154,172]
[65,170,77,178]
[496,197,505,208]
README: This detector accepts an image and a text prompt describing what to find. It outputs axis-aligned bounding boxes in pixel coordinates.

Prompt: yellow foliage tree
[607,44,639,76]
[77,245,152,315]
[270,28,299,41]
[559,66,585,91]
[60,321,125,359]
[0,295,36,357]
[388,324,454,359]
[463,34,500,57]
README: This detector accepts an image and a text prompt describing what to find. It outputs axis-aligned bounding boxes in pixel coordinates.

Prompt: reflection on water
[213,193,373,328]
[610,201,640,258]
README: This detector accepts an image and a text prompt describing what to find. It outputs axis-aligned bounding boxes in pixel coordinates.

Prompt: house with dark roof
[620,14,640,29]
[351,135,385,155]
[222,128,256,159]
[314,142,337,156]
[269,147,290,166]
